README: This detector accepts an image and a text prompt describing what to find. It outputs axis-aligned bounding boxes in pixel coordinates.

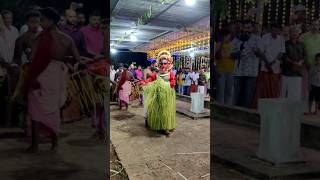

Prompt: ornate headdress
[157,50,174,72]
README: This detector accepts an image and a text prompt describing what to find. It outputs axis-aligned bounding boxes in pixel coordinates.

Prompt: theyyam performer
[139,50,176,136]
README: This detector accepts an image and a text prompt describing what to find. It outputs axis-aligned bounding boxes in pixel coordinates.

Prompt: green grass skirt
[143,78,176,130]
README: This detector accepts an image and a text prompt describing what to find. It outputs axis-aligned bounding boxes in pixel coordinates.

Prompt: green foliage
[143,78,176,130]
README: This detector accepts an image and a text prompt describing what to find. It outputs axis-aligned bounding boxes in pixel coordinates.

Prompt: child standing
[308,53,320,115]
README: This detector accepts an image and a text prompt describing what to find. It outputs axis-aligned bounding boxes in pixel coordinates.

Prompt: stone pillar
[190,92,204,113]
[257,98,304,165]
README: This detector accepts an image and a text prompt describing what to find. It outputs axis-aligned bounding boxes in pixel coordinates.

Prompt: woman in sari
[117,66,132,110]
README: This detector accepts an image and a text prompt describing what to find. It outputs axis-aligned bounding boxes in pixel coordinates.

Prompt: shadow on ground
[0,132,25,139]
[112,113,136,121]
[66,138,105,147]
[9,160,82,180]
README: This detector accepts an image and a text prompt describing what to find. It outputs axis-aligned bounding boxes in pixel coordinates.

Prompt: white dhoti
[280,75,302,100]
[198,85,205,94]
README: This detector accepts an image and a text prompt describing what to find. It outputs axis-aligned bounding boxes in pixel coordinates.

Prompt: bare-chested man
[26,7,80,153]
[142,62,158,126]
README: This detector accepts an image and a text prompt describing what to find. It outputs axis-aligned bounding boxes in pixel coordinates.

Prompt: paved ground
[0,119,107,180]
[110,100,210,180]
[212,164,257,180]
[110,100,256,180]
[213,119,320,179]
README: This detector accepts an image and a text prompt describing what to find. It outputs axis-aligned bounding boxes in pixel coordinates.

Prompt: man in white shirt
[110,65,117,102]
[190,69,199,85]
[110,65,116,84]
[253,24,285,108]
[231,20,261,108]
[1,10,19,63]
[1,10,19,126]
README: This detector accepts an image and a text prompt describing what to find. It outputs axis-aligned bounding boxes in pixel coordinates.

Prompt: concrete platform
[176,100,210,120]
[176,108,210,120]
[177,94,210,109]
[213,102,320,149]
[213,120,320,180]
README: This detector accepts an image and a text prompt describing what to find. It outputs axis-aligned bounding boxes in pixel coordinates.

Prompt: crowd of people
[0,2,106,152]
[215,20,320,115]
[110,63,211,108]
[175,67,210,97]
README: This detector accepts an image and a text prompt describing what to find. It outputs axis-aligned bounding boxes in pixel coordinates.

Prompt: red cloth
[139,72,157,85]
[26,30,53,89]
[117,70,128,91]
[139,72,175,89]
[190,84,198,92]
[169,71,176,89]
[253,71,281,109]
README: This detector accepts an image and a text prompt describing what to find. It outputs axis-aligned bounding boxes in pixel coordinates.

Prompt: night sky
[0,0,109,27]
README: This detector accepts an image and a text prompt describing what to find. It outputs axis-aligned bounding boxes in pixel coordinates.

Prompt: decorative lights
[111,48,117,54]
[236,0,240,19]
[185,0,196,6]
[130,34,137,42]
[275,0,279,23]
[282,0,286,27]
[267,0,272,25]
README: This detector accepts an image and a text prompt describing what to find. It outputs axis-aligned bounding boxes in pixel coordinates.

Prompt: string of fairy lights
[217,0,320,29]
[145,33,210,59]
[145,0,320,60]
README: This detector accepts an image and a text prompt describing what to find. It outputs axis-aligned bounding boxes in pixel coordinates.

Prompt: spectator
[60,9,87,56]
[281,26,307,100]
[300,20,320,111]
[198,68,207,94]
[80,10,103,57]
[135,65,143,80]
[215,28,234,105]
[0,15,6,62]
[129,64,136,79]
[308,53,320,115]
[253,24,285,108]
[190,69,199,93]
[110,65,117,102]
[58,14,66,27]
[69,1,83,12]
[184,68,192,96]
[204,67,210,97]
[77,10,87,27]
[20,6,43,35]
[190,69,199,84]
[1,10,19,63]
[300,20,320,66]
[231,20,260,108]
[110,65,117,83]
[177,70,185,95]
